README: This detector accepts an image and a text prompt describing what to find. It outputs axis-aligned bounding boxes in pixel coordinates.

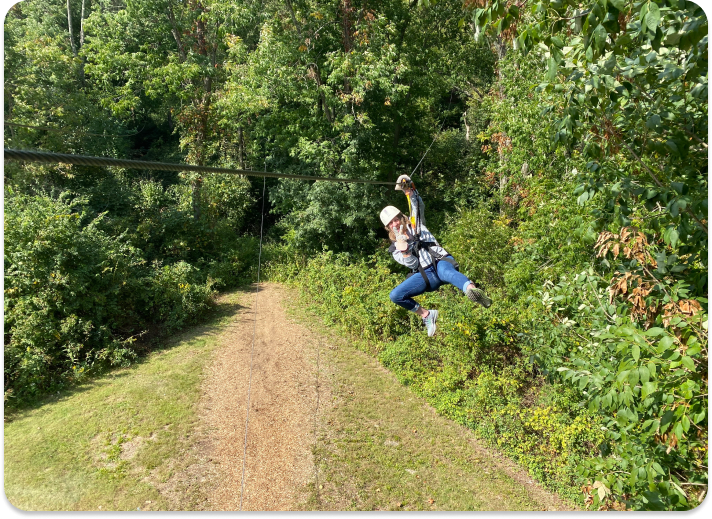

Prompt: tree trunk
[464,111,470,142]
[341,0,354,95]
[192,178,203,221]
[341,0,353,53]
[308,63,333,123]
[79,0,85,47]
[285,0,302,39]
[166,4,187,62]
[66,0,77,56]
[237,127,245,169]
[78,0,86,85]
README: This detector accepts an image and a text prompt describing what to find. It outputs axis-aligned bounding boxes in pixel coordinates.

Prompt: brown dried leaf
[666,433,679,454]
[595,232,617,258]
[679,299,702,316]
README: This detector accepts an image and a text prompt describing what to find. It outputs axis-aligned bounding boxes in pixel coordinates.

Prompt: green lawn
[4,291,245,511]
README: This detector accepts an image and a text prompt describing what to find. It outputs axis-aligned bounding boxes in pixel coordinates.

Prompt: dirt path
[194,283,574,511]
[199,283,320,510]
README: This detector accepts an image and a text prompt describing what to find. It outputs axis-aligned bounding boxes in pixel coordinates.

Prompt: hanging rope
[239,174,267,511]
[3,148,393,185]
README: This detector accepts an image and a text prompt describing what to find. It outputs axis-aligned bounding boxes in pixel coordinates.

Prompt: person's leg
[436,257,492,308]
[389,269,441,335]
[436,258,473,292]
[389,274,427,313]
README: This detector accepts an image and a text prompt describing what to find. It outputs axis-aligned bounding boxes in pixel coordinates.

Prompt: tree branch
[285,0,302,39]
[79,0,86,48]
[683,127,708,149]
[166,4,187,62]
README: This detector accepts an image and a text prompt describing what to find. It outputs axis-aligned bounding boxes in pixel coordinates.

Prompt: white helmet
[379,206,401,227]
[395,174,412,191]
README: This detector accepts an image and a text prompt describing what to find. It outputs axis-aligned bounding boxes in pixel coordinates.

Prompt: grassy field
[4,290,247,511]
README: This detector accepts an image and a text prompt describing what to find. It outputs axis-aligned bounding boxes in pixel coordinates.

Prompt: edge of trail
[191,283,576,511]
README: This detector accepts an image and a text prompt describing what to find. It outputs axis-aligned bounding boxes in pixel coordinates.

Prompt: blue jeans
[389,256,473,312]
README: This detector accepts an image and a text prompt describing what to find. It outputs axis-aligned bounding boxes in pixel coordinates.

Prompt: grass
[285,298,572,511]
[3,290,247,511]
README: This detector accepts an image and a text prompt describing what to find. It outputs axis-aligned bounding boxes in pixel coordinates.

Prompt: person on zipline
[380,203,492,337]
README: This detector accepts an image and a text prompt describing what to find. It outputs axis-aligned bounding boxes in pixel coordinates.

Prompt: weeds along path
[198,283,574,511]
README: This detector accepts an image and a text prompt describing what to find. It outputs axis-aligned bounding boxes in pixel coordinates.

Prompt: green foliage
[268,206,603,501]
[4,0,707,510]
[440,206,513,289]
[4,190,142,399]
[217,0,496,252]
[525,261,707,509]
[4,0,131,157]
[200,173,253,228]
[3,177,256,402]
[147,261,216,331]
[473,0,708,279]
[468,1,708,509]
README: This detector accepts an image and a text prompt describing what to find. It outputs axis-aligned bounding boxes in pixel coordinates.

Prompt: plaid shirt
[390,223,448,270]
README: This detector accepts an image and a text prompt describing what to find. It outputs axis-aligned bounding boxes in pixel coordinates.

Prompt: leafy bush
[4,190,142,399]
[440,206,513,290]
[3,187,253,403]
[267,206,599,502]
[526,264,707,509]
[146,261,216,331]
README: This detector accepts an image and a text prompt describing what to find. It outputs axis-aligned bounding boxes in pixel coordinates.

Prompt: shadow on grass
[4,285,255,421]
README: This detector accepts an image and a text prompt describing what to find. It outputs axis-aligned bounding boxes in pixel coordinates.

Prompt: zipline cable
[4,121,146,138]
[239,173,267,511]
[3,148,394,185]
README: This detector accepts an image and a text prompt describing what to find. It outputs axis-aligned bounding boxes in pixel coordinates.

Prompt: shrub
[4,190,142,399]
[146,261,216,331]
[440,206,513,290]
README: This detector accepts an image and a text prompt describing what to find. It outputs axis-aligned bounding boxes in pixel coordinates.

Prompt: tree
[217,0,495,251]
[469,1,708,510]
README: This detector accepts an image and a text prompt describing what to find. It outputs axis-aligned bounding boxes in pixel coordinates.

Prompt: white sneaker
[422,309,438,337]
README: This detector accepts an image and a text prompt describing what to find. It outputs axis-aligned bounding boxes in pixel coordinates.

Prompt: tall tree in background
[83,0,263,218]
[4,0,128,162]
[218,0,495,250]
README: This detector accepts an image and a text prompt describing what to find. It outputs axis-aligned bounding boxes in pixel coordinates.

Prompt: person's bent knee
[389,288,401,305]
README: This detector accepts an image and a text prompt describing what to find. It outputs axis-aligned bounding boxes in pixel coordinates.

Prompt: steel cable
[4,148,394,185]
